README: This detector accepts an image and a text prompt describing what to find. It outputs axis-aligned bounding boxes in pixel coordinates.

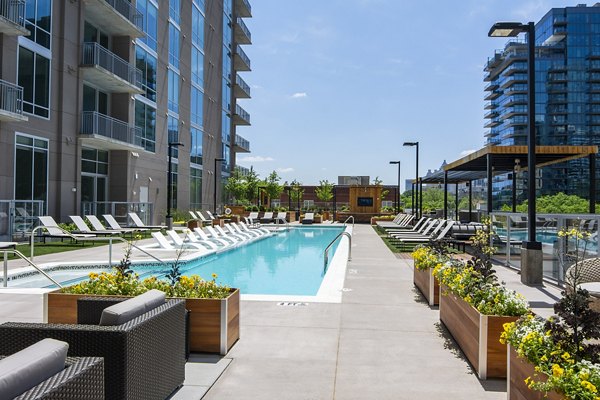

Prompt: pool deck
[1,224,563,399]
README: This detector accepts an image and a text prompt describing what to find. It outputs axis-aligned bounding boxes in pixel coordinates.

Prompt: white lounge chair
[205,226,235,244]
[186,230,219,250]
[70,216,119,236]
[260,212,274,224]
[245,211,259,226]
[193,228,229,247]
[37,216,95,241]
[165,230,213,252]
[275,212,287,224]
[238,221,269,235]
[301,212,314,225]
[224,224,252,239]
[128,212,165,230]
[86,215,135,235]
[215,225,245,242]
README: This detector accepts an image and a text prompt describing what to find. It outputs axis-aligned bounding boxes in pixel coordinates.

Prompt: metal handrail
[323,231,352,274]
[343,215,354,230]
[275,218,289,230]
[3,249,62,288]
[30,226,167,267]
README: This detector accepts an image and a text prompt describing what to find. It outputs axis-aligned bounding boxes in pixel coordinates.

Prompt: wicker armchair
[0,299,186,400]
[565,257,600,312]
[2,356,104,400]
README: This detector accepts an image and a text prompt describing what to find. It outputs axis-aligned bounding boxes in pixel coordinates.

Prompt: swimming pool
[8,226,349,297]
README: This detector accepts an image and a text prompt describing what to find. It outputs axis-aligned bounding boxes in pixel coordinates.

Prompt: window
[222,112,230,143]
[18,46,50,118]
[222,80,231,111]
[222,12,232,49]
[192,5,204,48]
[191,46,204,87]
[137,0,158,51]
[168,69,179,114]
[168,23,179,69]
[24,0,52,49]
[83,22,108,49]
[223,0,232,19]
[81,148,108,175]
[191,86,203,127]
[222,145,230,172]
[169,0,180,25]
[222,45,231,82]
[14,134,48,205]
[135,100,156,152]
[136,46,157,101]
[190,127,203,165]
[82,85,108,114]
[168,116,179,159]
[190,167,203,210]
[170,162,178,209]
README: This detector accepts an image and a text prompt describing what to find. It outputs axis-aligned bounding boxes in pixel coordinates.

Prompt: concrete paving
[198,224,563,400]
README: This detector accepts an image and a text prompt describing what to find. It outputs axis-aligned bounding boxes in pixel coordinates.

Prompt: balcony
[0,79,27,122]
[234,74,251,99]
[484,90,501,101]
[484,110,498,119]
[234,17,251,45]
[79,111,143,150]
[0,0,28,35]
[234,0,251,18]
[504,95,527,107]
[484,119,501,129]
[234,45,251,71]
[80,43,143,94]
[484,81,499,92]
[499,75,527,89]
[235,165,250,176]
[233,134,250,153]
[233,104,250,125]
[484,101,498,110]
[82,0,144,37]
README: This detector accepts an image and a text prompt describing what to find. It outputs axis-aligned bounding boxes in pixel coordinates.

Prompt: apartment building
[0,0,251,228]
[483,4,600,206]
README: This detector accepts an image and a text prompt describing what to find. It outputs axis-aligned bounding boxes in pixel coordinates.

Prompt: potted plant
[46,236,240,355]
[502,227,600,399]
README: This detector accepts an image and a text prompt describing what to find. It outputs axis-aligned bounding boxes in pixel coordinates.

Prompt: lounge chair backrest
[224,224,237,235]
[103,214,122,230]
[69,216,92,233]
[205,226,220,238]
[151,232,174,249]
[189,211,198,219]
[206,211,216,220]
[193,228,210,240]
[276,212,286,221]
[434,220,455,240]
[38,216,66,236]
[428,220,448,236]
[166,230,184,246]
[128,212,145,227]
[263,212,273,219]
[392,213,403,223]
[215,226,231,237]
[86,215,107,231]
[196,212,210,222]
[420,219,440,236]
[414,218,433,234]
[410,217,427,231]
[248,212,258,220]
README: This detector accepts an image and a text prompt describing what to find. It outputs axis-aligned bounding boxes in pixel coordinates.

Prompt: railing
[235,104,250,124]
[490,212,600,285]
[323,232,352,274]
[81,42,142,88]
[0,200,44,242]
[2,248,62,288]
[234,134,250,151]
[0,0,25,27]
[235,74,251,96]
[343,215,354,230]
[104,0,143,30]
[236,17,251,41]
[236,45,251,69]
[80,111,142,147]
[235,165,250,176]
[0,79,24,116]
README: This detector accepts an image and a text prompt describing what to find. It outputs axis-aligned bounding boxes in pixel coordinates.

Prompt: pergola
[414,145,598,220]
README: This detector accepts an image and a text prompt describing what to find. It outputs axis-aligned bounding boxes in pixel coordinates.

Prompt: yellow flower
[551,364,564,377]
[212,273,218,279]
[581,380,597,393]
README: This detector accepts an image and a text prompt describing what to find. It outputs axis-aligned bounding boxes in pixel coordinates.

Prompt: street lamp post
[489,21,542,285]
[213,157,225,215]
[403,142,419,218]
[389,161,401,214]
[167,141,184,230]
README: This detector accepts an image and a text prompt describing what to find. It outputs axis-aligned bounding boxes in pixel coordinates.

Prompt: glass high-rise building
[0,0,252,227]
[484,4,600,207]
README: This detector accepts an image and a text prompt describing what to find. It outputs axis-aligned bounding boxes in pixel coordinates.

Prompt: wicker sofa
[0,298,186,400]
[3,356,104,400]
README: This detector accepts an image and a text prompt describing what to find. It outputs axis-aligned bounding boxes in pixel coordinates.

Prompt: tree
[289,179,304,209]
[263,170,283,209]
[224,169,247,204]
[511,193,593,214]
[420,187,455,214]
[244,167,260,204]
[372,176,390,199]
[315,179,334,210]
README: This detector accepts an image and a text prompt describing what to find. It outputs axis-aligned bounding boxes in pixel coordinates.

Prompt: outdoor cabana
[416,145,599,220]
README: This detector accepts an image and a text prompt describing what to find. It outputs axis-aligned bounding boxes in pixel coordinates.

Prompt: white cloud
[277,167,295,173]
[290,92,308,99]
[238,156,274,163]
[459,149,476,158]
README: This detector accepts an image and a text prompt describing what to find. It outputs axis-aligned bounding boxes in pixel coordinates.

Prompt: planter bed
[46,288,240,355]
[439,285,518,379]
[508,345,564,400]
[413,266,439,306]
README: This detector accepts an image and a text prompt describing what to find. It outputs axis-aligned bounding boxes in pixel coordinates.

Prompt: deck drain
[341,288,353,292]
[348,269,358,274]
[277,302,308,307]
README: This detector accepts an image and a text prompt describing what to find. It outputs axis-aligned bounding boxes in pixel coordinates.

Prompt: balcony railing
[235,17,251,44]
[235,165,250,176]
[0,79,26,120]
[235,0,251,18]
[80,111,142,147]
[234,133,250,152]
[0,0,27,34]
[103,0,143,30]
[234,104,250,125]
[234,45,251,71]
[81,42,142,89]
[83,0,144,37]
[235,74,251,98]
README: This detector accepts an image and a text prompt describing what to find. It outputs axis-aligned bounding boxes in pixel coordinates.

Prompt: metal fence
[0,200,44,242]
[80,111,142,147]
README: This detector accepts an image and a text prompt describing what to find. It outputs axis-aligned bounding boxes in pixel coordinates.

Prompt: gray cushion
[100,289,166,326]
[0,338,68,399]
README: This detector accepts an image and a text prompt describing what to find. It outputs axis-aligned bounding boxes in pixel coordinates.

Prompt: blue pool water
[13,226,346,295]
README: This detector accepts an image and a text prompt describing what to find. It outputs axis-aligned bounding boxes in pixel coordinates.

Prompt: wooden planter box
[413,266,439,306]
[508,345,564,400]
[46,288,240,355]
[227,206,246,215]
[439,285,518,379]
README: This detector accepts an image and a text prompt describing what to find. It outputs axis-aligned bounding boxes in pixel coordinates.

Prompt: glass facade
[190,127,203,166]
[135,47,157,102]
[25,0,52,49]
[190,167,202,209]
[18,46,50,118]
[135,100,156,152]
[484,5,600,206]
[137,0,157,51]
[14,134,48,204]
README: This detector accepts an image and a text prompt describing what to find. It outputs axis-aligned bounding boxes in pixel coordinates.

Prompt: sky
[235,0,579,190]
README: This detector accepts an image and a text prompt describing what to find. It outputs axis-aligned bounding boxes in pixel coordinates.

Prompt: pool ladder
[323,232,352,274]
[2,248,63,288]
